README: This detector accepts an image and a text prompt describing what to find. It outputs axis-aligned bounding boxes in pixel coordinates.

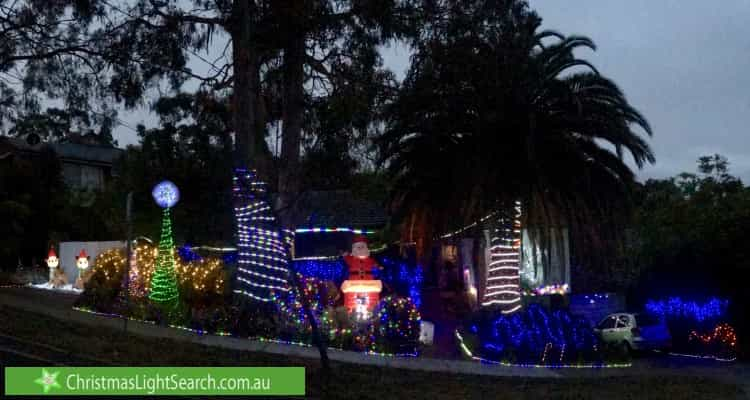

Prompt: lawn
[0,305,744,399]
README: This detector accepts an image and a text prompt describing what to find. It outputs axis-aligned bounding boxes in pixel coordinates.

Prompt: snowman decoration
[341,235,383,320]
[45,248,59,282]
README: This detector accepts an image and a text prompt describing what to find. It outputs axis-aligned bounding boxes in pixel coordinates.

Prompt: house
[284,190,388,258]
[0,134,124,190]
[433,215,571,310]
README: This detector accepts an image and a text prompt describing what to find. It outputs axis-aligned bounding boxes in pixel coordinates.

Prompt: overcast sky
[115,0,750,182]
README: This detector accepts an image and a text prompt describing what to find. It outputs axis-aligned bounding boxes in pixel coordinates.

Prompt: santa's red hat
[47,248,57,259]
[76,249,89,259]
[352,235,368,244]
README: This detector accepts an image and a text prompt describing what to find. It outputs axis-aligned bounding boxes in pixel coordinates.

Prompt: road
[0,349,44,365]
[0,333,103,366]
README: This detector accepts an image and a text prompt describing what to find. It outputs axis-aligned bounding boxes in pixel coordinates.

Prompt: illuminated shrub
[687,323,738,361]
[465,304,602,366]
[369,296,421,355]
[273,274,338,343]
[76,243,227,318]
[76,248,128,310]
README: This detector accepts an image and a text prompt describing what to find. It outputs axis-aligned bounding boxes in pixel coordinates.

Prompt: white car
[594,313,672,353]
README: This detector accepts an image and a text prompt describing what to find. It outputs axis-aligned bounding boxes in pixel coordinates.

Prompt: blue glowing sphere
[152,180,180,208]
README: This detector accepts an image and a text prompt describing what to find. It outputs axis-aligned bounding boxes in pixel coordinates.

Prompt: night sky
[114,0,750,182]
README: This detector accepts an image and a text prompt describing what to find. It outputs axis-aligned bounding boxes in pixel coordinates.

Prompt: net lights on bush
[482,201,522,312]
[465,303,611,367]
[523,283,570,296]
[232,168,290,302]
[689,323,737,347]
[369,296,421,354]
[149,181,181,304]
[91,249,127,282]
[131,243,157,297]
[645,297,728,322]
[176,258,225,295]
[686,323,738,362]
[84,242,226,301]
[272,274,328,327]
[455,330,631,369]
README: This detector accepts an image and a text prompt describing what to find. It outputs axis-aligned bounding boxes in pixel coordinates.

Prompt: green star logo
[34,368,61,394]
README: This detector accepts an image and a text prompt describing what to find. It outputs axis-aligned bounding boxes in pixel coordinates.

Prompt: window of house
[597,316,617,330]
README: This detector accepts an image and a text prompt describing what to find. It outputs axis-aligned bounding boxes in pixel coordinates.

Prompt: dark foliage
[378,0,653,269]
[628,155,749,359]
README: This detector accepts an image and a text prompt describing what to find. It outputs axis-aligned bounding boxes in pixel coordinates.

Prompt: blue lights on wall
[288,255,423,308]
[290,259,347,283]
[645,297,729,322]
[177,246,423,309]
[374,256,423,308]
[178,245,203,262]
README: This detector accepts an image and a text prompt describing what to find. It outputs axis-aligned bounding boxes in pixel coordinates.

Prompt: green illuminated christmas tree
[149,207,180,303]
[149,181,181,305]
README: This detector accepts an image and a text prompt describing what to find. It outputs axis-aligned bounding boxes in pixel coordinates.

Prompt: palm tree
[378,0,654,306]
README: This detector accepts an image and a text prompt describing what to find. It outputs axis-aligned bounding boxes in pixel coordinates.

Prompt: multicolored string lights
[232,168,290,302]
[294,227,376,235]
[482,201,522,312]
[522,283,570,297]
[687,323,738,361]
[369,296,421,354]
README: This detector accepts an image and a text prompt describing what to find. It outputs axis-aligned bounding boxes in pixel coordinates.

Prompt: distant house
[283,190,388,258]
[0,134,124,190]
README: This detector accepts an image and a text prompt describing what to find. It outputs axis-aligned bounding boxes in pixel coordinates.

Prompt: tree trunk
[278,33,305,226]
[230,0,260,166]
[279,19,332,372]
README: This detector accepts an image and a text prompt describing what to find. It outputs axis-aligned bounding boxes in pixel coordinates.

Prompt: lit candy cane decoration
[482,201,523,313]
[232,168,290,302]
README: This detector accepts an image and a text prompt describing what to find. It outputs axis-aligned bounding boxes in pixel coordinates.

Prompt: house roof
[52,141,123,165]
[0,136,123,166]
[289,190,388,228]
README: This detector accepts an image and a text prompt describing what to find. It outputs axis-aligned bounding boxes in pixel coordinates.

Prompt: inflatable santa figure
[341,235,382,319]
[46,248,59,282]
